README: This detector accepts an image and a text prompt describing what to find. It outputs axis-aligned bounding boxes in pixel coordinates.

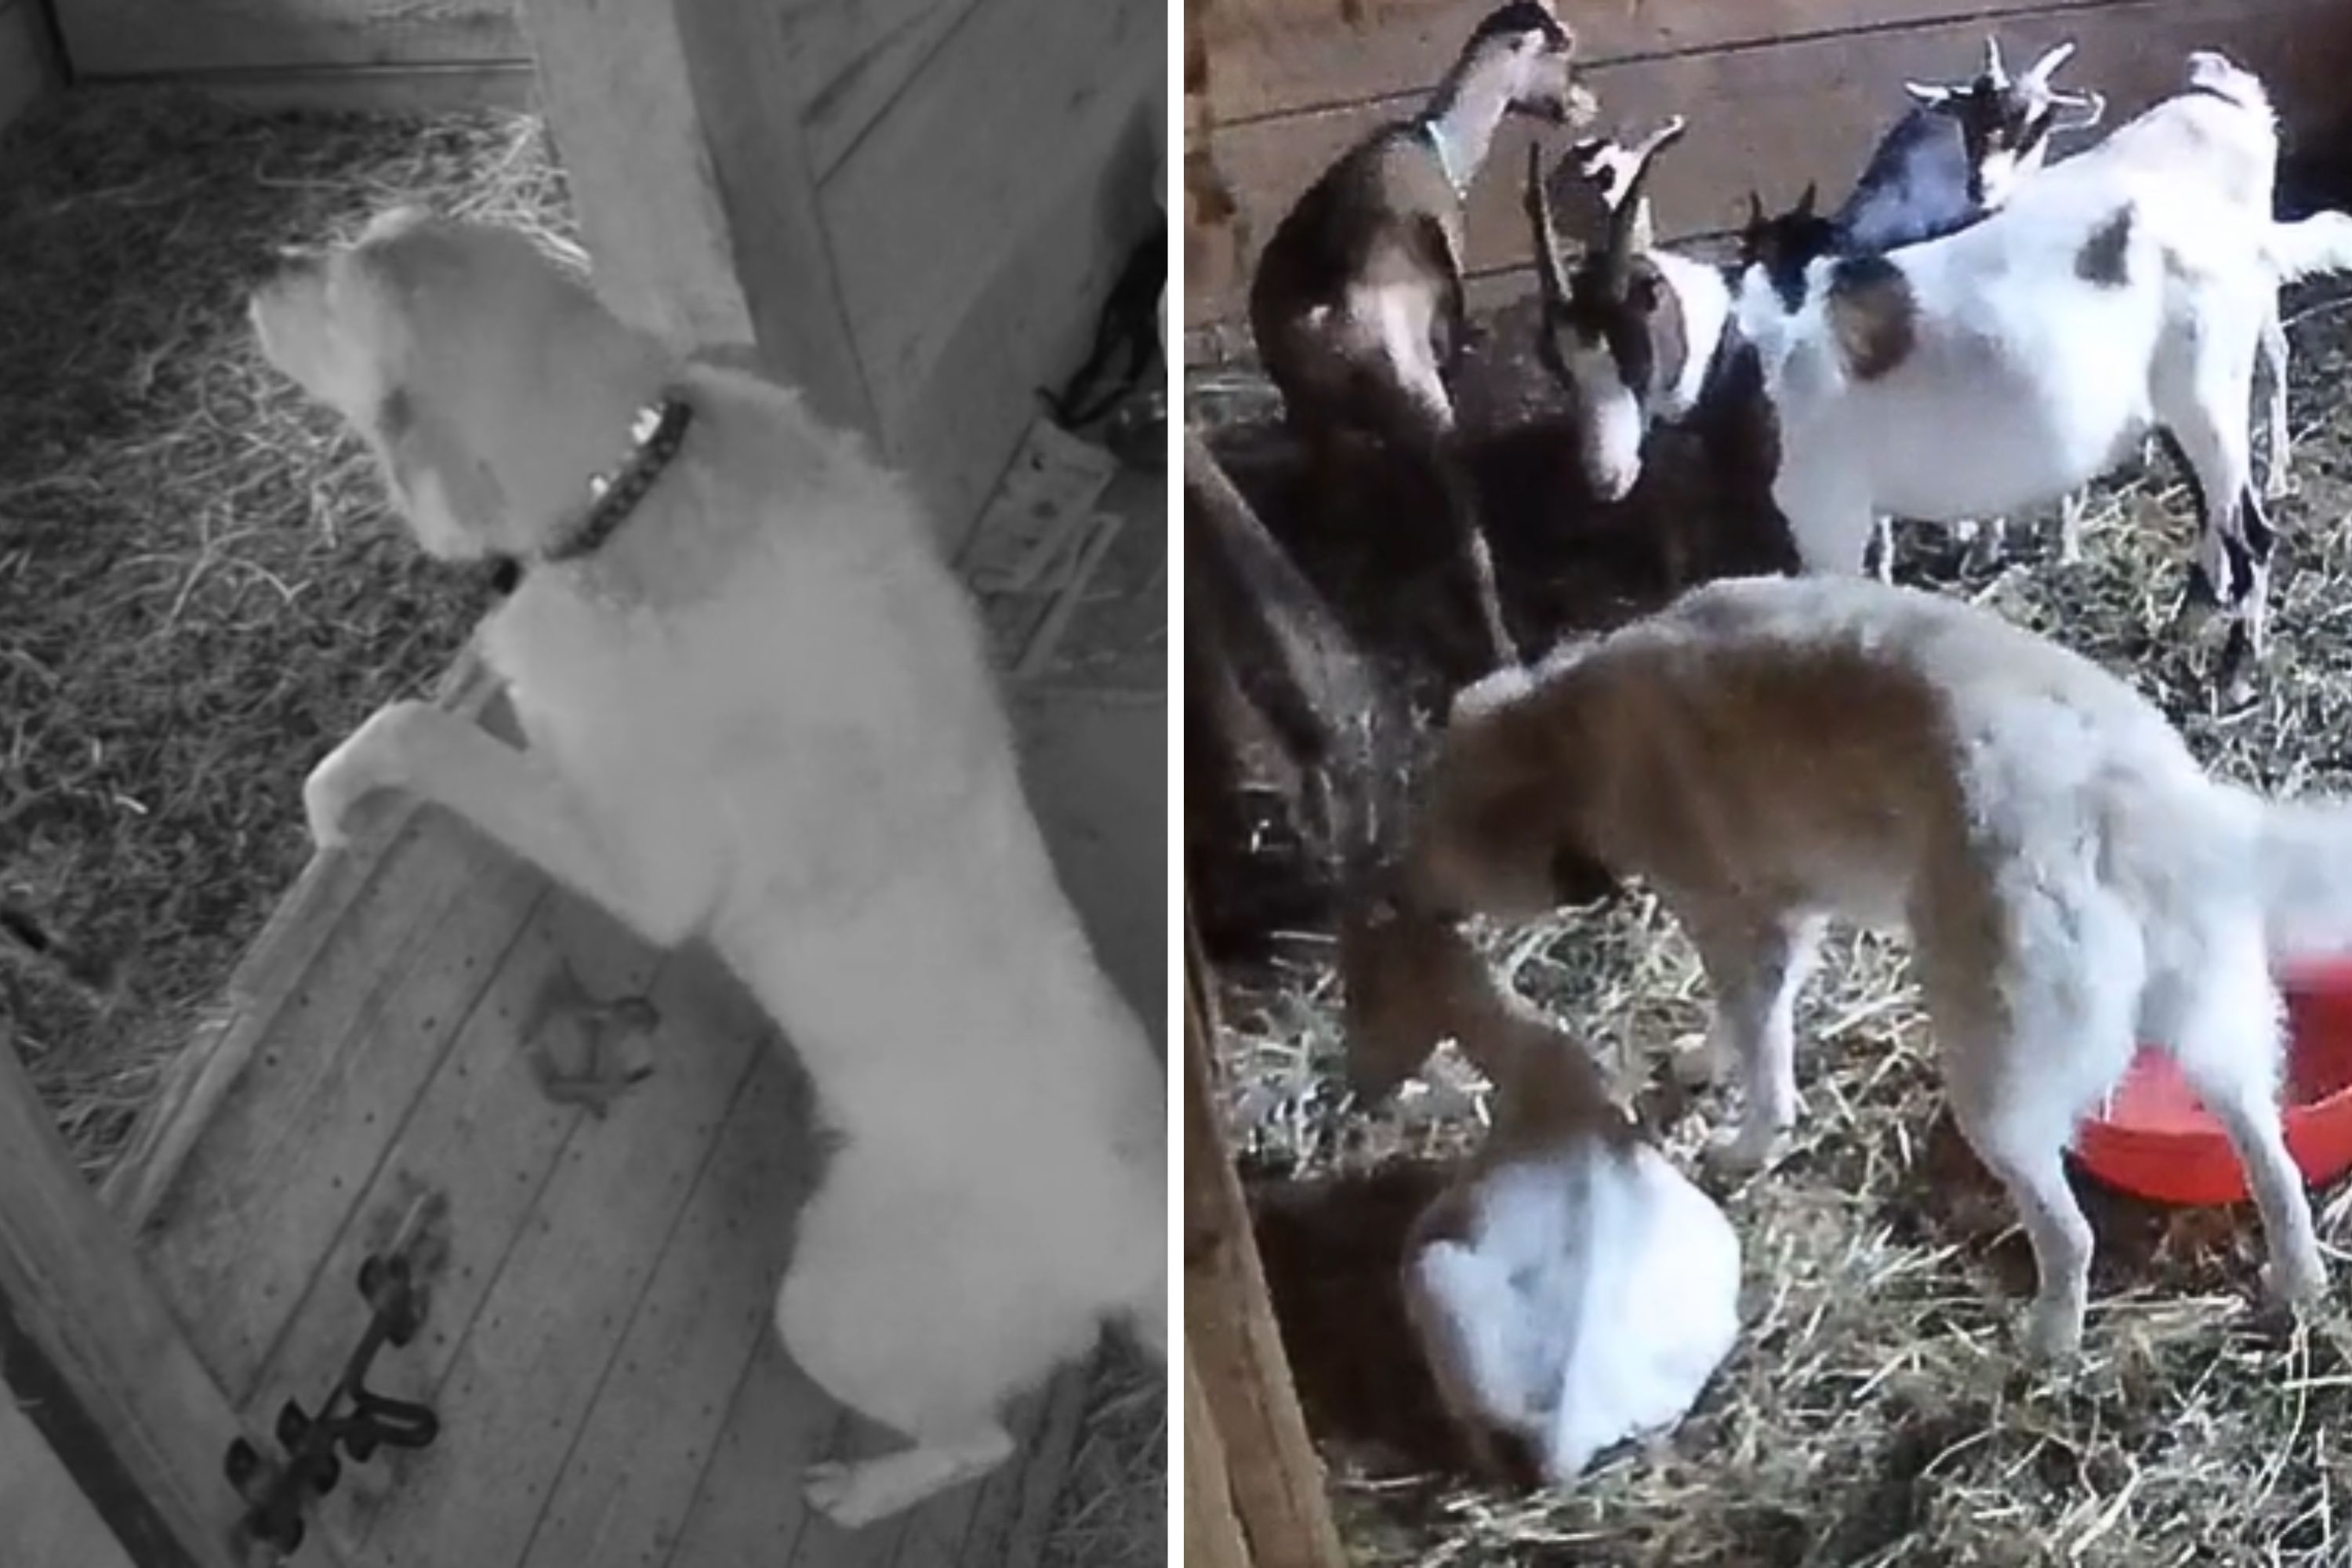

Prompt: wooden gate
[5,659,1087,1568]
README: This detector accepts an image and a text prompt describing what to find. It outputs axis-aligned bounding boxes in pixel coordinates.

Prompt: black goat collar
[541,393,695,566]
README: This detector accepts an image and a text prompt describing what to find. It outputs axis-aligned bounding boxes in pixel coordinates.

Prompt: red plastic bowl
[2073,958,2352,1205]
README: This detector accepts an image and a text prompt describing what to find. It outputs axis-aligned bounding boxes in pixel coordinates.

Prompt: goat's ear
[1903,79,1956,108]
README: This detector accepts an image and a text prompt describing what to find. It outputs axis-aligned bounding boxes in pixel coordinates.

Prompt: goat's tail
[2263,212,2352,285]
[2252,792,2352,960]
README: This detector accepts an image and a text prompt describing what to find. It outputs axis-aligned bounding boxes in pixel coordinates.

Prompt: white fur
[1737,56,2352,699]
[1404,575,2350,1358]
[1407,1141,1741,1484]
[1648,250,1730,418]
[274,255,1163,1529]
[1345,908,1739,1484]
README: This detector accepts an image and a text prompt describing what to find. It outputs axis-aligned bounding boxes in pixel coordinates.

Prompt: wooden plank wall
[1185,0,2352,328]
[0,0,56,134]
[45,0,1161,550]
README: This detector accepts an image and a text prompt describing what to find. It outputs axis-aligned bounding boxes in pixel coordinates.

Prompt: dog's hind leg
[1921,885,2140,1360]
[803,1426,1018,1531]
[775,1176,1073,1530]
[2148,925,2325,1308]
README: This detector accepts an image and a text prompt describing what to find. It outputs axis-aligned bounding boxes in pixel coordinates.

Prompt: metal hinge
[223,1203,445,1555]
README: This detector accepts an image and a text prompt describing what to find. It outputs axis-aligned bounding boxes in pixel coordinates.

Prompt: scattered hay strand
[1197,278,2352,1565]
[0,92,572,1173]
[1042,1341,1168,1568]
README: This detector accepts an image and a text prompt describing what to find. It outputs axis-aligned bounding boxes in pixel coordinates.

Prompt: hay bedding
[0,89,1167,1566]
[0,94,575,1174]
[1191,278,2352,1564]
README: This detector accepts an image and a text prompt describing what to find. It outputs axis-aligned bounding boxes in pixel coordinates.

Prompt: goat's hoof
[2183,561,2224,611]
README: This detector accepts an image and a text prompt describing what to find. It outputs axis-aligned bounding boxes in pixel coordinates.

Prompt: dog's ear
[374,384,509,550]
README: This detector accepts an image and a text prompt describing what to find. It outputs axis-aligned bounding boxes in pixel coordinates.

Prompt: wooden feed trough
[0,2,1163,1565]
[1184,0,2352,334]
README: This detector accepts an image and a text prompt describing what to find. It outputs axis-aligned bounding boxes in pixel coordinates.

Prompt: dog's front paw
[303,702,430,851]
[303,750,368,851]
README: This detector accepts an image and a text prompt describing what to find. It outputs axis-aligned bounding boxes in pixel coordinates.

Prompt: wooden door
[7,664,1083,1568]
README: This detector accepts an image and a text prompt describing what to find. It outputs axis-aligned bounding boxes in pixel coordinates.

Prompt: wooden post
[1183,907,1349,1568]
[0,1033,332,1568]
[515,0,880,445]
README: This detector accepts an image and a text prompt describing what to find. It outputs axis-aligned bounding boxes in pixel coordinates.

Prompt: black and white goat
[1528,53,2352,704]
[1249,0,1592,667]
[1748,38,2107,572]
[1529,38,2091,511]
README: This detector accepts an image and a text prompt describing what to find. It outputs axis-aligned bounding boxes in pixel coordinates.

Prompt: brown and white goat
[1392,571,2352,1361]
[1343,898,1740,1487]
[1248,0,1592,668]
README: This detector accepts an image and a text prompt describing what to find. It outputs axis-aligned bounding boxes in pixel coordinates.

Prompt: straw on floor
[1196,285,2352,1566]
[0,93,576,1175]
[0,90,1163,1565]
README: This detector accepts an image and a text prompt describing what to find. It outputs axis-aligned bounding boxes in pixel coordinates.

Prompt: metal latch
[225,1206,444,1555]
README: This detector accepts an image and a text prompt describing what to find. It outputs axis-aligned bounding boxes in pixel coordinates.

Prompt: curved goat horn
[1602,115,1686,290]
[1524,143,1571,309]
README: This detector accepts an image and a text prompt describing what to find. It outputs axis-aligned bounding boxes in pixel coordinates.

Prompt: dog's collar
[540,393,695,566]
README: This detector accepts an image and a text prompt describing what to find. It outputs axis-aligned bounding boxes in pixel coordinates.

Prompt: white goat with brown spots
[1249,0,1592,667]
[1534,52,2352,706]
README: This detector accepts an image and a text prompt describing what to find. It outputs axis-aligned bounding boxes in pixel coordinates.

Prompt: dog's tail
[2264,212,2352,285]
[2253,793,2352,960]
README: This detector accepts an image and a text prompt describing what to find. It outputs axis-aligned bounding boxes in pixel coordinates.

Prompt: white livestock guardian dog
[1393,573,2352,1360]
[250,209,1165,1528]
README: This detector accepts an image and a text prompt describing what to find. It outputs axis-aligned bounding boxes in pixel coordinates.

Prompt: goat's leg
[1439,458,1515,670]
[2160,355,2267,706]
[2216,485,2278,710]
[1769,447,1880,579]
[2259,305,2293,500]
[1956,515,2009,574]
[2054,493,2086,565]
[1381,366,1516,669]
